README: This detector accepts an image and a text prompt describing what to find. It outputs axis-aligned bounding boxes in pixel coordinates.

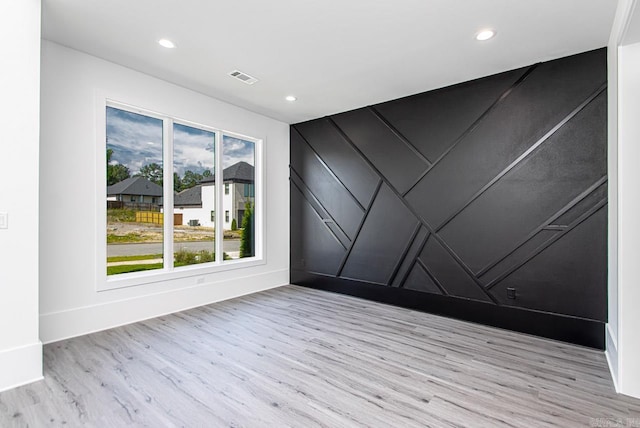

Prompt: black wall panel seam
[290,179,349,251]
[327,117,437,227]
[476,175,608,277]
[485,200,607,290]
[291,126,366,212]
[368,106,433,165]
[290,167,355,246]
[415,258,448,296]
[429,232,501,304]
[386,222,423,286]
[401,64,539,198]
[336,180,383,277]
[433,83,607,233]
[395,231,431,289]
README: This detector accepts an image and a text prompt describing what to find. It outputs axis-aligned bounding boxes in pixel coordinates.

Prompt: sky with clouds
[106,106,255,178]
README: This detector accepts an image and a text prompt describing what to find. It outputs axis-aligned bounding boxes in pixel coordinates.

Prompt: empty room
[2,0,640,426]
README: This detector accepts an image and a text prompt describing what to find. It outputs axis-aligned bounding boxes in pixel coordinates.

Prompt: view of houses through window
[106,105,257,277]
[172,123,217,267]
[106,107,164,275]
[222,135,255,259]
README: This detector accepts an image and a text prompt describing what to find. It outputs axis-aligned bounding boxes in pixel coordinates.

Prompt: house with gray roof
[107,176,163,206]
[173,161,254,228]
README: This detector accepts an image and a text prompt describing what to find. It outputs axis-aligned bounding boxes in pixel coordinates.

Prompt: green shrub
[239,203,254,258]
[231,218,237,231]
[173,248,231,265]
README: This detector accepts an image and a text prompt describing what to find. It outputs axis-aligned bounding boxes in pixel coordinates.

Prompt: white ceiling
[42,0,616,124]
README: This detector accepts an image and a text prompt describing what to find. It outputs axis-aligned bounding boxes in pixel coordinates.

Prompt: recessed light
[158,38,176,49]
[475,29,496,41]
[285,95,297,102]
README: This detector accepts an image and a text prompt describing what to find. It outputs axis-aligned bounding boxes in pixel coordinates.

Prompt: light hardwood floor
[1,285,639,427]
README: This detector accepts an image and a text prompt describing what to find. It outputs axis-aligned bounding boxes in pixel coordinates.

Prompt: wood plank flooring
[1,285,639,427]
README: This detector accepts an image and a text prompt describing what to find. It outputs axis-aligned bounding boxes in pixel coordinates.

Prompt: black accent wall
[290,48,608,349]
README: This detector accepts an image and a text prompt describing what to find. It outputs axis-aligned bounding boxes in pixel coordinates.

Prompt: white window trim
[96,97,265,292]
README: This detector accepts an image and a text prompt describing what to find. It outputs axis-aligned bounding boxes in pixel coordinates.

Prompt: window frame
[97,98,265,291]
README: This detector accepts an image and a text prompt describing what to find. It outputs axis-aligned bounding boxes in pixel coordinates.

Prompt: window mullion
[215,132,224,264]
[163,118,174,270]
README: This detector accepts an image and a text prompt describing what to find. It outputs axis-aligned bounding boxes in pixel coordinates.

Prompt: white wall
[0,0,43,391]
[39,41,290,343]
[617,39,640,399]
[607,0,640,399]
[605,0,626,391]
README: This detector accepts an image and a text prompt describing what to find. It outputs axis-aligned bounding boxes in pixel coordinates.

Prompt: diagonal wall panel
[294,119,379,208]
[331,109,430,194]
[290,185,346,276]
[290,48,608,345]
[490,207,607,320]
[439,90,607,273]
[403,262,442,295]
[291,128,364,240]
[405,48,606,228]
[341,184,419,285]
[374,67,528,162]
[418,236,493,303]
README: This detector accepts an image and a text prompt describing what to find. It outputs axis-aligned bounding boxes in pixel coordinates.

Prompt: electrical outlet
[0,212,7,229]
[507,288,517,300]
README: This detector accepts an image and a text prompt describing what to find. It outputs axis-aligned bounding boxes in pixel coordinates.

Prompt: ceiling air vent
[228,70,258,85]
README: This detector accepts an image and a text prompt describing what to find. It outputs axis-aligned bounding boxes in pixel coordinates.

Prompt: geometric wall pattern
[291,48,607,323]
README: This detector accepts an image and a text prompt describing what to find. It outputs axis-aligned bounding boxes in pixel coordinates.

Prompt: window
[223,135,255,259]
[173,123,216,267]
[244,183,254,197]
[107,106,164,275]
[104,103,261,283]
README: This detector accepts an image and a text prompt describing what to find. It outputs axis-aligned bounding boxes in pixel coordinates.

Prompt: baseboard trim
[605,324,619,392]
[40,269,289,344]
[292,270,605,349]
[0,342,43,393]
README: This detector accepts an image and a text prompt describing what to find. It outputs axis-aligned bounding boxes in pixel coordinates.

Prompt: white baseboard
[605,324,619,393]
[0,342,43,392]
[40,268,288,344]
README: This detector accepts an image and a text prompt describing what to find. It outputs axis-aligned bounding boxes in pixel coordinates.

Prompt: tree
[173,172,183,193]
[180,170,203,190]
[106,148,130,185]
[136,163,163,185]
[176,169,212,192]
[231,218,237,231]
[239,203,254,258]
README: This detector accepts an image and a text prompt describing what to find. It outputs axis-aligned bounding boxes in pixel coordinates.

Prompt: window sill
[99,257,266,292]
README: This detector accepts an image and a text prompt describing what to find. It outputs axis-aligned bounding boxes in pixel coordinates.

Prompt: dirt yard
[107,222,242,243]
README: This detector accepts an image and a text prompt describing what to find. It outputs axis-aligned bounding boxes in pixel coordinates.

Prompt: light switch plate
[0,212,7,229]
